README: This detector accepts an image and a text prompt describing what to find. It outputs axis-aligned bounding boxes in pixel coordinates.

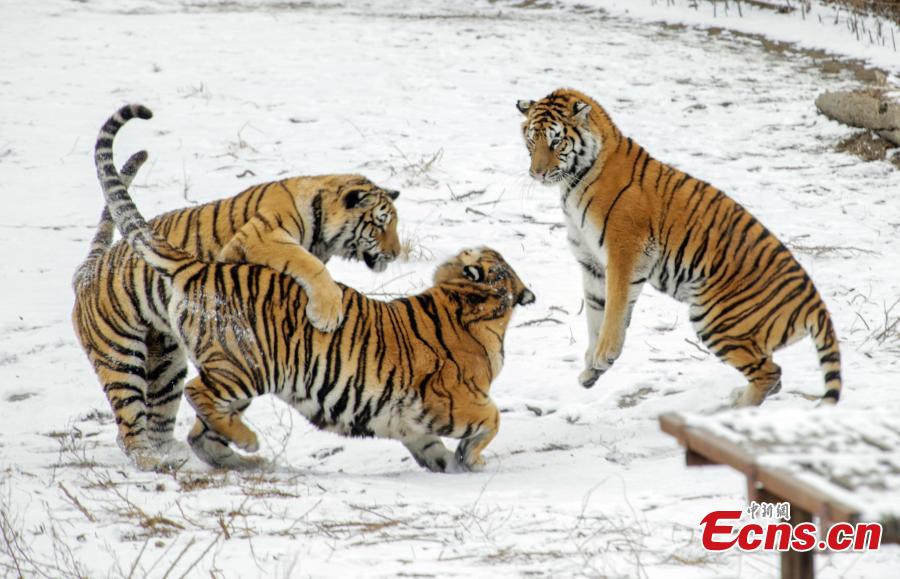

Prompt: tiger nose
[530,169,546,179]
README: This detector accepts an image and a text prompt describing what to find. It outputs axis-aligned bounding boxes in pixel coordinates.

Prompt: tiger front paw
[580,334,624,388]
[578,367,603,389]
[306,282,344,332]
[233,429,259,453]
[454,443,487,473]
[461,456,486,473]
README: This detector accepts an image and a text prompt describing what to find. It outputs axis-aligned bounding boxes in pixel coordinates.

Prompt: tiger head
[517,88,603,186]
[325,176,401,272]
[434,247,535,323]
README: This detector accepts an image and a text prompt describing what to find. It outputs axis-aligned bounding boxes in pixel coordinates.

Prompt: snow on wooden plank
[661,406,900,542]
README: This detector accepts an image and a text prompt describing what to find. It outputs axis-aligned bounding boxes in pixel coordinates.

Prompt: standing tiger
[517,88,841,406]
[94,105,536,471]
[74,105,401,470]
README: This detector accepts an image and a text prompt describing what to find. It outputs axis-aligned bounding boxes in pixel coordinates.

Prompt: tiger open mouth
[363,251,387,272]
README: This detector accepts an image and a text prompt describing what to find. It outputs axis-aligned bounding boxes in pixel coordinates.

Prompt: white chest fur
[560,185,606,269]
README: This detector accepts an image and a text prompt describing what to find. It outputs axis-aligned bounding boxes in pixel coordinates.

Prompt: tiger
[517,88,841,406]
[92,104,536,472]
[73,106,402,470]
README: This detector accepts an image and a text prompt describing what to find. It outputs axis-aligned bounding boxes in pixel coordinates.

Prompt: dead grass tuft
[399,231,435,262]
[387,146,444,188]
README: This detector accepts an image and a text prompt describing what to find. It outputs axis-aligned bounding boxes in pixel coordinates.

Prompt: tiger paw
[131,450,167,472]
[578,367,603,389]
[306,282,344,332]
[233,430,259,453]
[231,454,272,472]
[462,456,486,473]
[152,436,188,454]
[454,444,486,473]
[425,453,460,473]
[733,386,767,408]
[585,335,623,371]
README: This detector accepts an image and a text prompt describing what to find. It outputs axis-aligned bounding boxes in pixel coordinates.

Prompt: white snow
[1,0,899,577]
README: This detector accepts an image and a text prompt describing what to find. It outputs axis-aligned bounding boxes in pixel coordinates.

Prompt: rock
[815,89,900,147]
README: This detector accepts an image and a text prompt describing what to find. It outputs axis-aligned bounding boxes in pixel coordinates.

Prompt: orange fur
[519,88,841,405]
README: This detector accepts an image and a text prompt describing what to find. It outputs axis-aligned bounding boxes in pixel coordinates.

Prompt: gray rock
[815,90,900,147]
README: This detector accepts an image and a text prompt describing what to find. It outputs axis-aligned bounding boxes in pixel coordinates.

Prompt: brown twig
[177,534,221,579]
[160,538,196,579]
[126,538,150,579]
[516,315,563,327]
[57,482,95,522]
[0,511,24,579]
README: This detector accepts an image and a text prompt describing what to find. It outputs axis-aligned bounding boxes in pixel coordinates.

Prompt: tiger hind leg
[74,301,175,470]
[88,340,163,470]
[717,349,783,407]
[144,331,188,455]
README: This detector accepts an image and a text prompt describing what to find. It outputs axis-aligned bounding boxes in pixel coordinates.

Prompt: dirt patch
[721,28,888,82]
[836,130,900,166]
[618,386,655,409]
[658,13,889,83]
[6,392,37,402]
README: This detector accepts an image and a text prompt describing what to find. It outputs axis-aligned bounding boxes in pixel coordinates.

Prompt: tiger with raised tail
[93,104,536,471]
[517,88,841,406]
[74,106,401,470]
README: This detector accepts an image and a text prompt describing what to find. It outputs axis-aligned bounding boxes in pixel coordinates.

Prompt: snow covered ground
[1,0,899,576]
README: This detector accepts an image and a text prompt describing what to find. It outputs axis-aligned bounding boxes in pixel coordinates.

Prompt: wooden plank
[686,449,714,466]
[660,416,755,474]
[659,412,687,443]
[756,466,861,526]
[683,427,757,476]
[659,412,899,543]
[781,506,815,579]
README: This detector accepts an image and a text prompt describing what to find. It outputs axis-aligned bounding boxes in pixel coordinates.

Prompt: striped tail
[73,150,149,288]
[809,304,842,404]
[94,104,194,279]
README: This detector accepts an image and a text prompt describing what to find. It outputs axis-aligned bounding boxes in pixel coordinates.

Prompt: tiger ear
[462,265,485,283]
[571,100,591,122]
[517,288,536,306]
[385,189,400,201]
[516,100,534,115]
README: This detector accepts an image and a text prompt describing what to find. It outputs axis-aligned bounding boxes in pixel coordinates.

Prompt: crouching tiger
[517,88,841,406]
[73,105,401,470]
[95,105,536,471]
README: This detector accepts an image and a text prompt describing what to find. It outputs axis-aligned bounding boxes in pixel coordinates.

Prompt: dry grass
[857,297,900,353]
[823,0,900,26]
[836,130,894,162]
[655,0,899,49]
[387,146,444,188]
[1,476,89,578]
[398,230,435,262]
